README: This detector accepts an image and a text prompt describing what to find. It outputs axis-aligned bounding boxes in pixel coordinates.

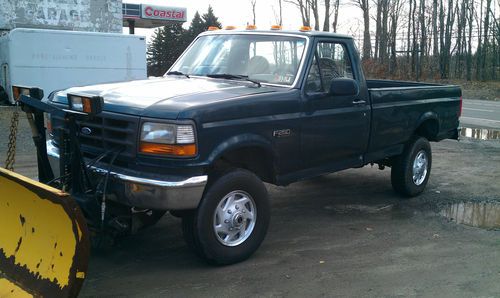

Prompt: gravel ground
[0,106,39,178]
[1,106,499,297]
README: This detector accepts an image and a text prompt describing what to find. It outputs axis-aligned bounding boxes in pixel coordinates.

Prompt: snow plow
[0,86,103,297]
[0,167,89,297]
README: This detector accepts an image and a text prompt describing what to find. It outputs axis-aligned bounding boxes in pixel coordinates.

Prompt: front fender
[206,133,275,165]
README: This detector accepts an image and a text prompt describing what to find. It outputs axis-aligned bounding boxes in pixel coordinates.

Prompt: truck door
[301,40,370,170]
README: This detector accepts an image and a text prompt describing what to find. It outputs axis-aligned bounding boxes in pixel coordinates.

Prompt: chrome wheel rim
[213,190,257,247]
[412,150,428,186]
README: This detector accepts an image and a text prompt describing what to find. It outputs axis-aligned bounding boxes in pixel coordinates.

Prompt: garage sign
[141,4,187,22]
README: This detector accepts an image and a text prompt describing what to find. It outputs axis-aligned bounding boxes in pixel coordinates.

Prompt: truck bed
[366,79,461,162]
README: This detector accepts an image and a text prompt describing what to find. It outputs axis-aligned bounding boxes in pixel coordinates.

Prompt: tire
[391,136,432,198]
[182,168,270,265]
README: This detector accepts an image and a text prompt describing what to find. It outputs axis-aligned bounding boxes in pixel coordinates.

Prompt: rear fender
[415,112,439,140]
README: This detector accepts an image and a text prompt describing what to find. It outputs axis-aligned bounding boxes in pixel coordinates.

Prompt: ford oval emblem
[81,127,92,135]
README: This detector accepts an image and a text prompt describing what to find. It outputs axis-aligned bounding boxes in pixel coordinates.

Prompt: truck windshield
[168,34,307,86]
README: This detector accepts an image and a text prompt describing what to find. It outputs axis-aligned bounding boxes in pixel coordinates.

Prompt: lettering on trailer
[141,4,187,22]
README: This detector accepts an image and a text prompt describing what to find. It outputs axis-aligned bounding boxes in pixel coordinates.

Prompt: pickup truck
[46,29,461,265]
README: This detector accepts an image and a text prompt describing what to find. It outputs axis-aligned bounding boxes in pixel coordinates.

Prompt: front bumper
[46,141,207,210]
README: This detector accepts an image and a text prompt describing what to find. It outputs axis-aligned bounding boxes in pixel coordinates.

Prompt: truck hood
[52,76,279,119]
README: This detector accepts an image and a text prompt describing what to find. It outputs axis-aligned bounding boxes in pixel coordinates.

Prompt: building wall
[0,0,123,33]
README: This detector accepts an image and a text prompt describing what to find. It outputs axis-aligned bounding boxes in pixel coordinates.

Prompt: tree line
[283,0,499,81]
[148,1,498,82]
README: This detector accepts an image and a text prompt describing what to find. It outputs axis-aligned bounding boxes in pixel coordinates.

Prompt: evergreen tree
[147,7,223,76]
[147,23,189,76]
[202,5,222,28]
[189,11,206,39]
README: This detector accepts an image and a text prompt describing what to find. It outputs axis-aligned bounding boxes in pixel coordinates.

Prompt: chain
[5,104,20,171]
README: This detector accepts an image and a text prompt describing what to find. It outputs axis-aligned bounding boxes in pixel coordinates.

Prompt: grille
[51,112,140,164]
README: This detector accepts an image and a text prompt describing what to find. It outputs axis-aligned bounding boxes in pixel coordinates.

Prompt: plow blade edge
[0,168,90,297]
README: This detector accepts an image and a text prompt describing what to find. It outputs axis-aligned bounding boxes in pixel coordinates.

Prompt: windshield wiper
[166,71,190,78]
[206,74,261,87]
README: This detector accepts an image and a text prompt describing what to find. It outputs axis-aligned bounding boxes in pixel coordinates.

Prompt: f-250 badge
[273,129,291,138]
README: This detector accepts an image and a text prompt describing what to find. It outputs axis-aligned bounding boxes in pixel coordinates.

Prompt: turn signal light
[299,26,312,32]
[12,86,44,101]
[246,24,257,30]
[270,25,282,30]
[207,26,220,31]
[139,142,197,157]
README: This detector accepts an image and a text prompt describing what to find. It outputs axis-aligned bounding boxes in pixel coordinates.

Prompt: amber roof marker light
[299,26,312,32]
[270,25,282,30]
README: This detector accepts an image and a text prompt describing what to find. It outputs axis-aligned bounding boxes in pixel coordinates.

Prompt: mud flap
[0,167,90,297]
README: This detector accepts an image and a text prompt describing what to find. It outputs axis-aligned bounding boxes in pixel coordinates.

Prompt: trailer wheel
[182,169,270,265]
[391,136,432,197]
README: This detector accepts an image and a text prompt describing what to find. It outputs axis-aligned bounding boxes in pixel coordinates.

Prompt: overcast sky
[122,0,363,42]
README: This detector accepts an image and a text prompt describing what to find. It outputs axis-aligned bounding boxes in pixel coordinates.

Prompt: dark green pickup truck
[47,29,461,264]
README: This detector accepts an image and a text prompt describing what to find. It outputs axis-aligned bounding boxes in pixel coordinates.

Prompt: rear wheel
[182,168,270,265]
[391,136,432,197]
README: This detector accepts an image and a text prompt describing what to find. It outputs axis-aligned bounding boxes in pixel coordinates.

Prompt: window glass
[170,34,306,86]
[305,56,322,93]
[305,42,354,93]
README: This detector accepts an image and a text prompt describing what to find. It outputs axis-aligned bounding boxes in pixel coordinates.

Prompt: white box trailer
[0,28,147,103]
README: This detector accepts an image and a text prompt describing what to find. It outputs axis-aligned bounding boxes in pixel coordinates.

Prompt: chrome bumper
[46,141,207,210]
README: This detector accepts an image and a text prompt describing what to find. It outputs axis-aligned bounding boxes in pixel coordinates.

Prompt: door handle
[352,99,366,105]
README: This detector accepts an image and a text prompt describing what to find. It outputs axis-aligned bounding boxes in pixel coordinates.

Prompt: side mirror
[329,78,359,96]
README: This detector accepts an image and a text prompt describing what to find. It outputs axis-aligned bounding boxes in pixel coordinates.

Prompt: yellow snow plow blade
[0,167,90,297]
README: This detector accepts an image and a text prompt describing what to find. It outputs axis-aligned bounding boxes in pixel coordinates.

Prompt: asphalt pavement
[461,99,500,129]
[79,139,500,297]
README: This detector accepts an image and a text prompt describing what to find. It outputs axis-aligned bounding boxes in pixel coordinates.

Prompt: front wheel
[391,136,432,197]
[182,169,270,265]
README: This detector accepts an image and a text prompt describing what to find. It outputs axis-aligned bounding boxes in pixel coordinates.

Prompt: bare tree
[418,0,426,78]
[432,0,439,57]
[380,0,389,63]
[480,0,492,81]
[310,0,320,30]
[352,0,372,59]
[475,0,483,79]
[284,0,311,26]
[250,0,257,25]
[323,0,331,31]
[466,0,473,80]
[276,0,283,26]
[331,0,340,32]
[388,0,403,75]
[374,0,382,59]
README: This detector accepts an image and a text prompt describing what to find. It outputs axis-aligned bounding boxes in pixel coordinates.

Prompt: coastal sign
[141,4,187,22]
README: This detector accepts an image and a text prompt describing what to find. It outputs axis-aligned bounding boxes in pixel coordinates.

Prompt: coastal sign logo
[141,4,187,22]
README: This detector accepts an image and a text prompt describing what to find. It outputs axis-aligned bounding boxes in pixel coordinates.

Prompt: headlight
[139,122,197,157]
[141,122,176,144]
[12,85,44,101]
[67,93,104,115]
